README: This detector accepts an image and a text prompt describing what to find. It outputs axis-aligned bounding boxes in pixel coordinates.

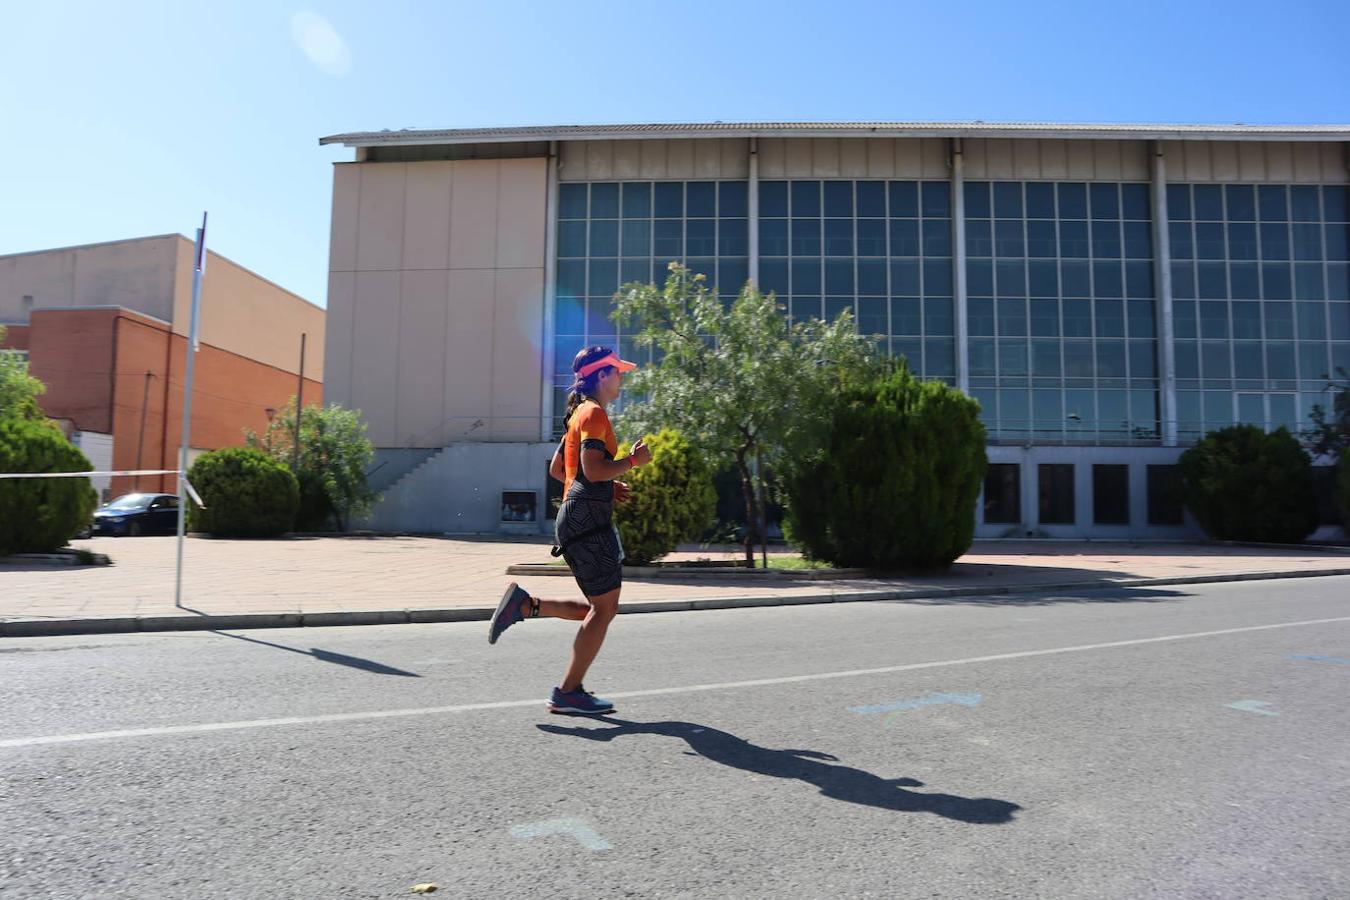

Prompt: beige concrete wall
[0,236,178,325]
[560,139,750,181]
[1160,140,1349,183]
[326,157,548,448]
[559,138,1349,184]
[170,237,325,378]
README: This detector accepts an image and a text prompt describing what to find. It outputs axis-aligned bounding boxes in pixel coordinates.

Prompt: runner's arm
[580,447,636,483]
[548,444,565,483]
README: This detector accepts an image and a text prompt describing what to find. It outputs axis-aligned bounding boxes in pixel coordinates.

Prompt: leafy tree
[186,447,299,538]
[0,327,45,422]
[612,263,879,565]
[0,418,98,554]
[780,360,987,571]
[1178,425,1317,543]
[1303,367,1349,459]
[613,429,717,565]
[246,398,378,531]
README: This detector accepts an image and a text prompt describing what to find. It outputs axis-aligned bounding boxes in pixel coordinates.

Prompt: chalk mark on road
[510,818,612,851]
[1225,700,1278,716]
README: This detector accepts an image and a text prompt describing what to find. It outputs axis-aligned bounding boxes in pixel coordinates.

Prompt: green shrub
[0,419,98,555]
[614,429,717,565]
[186,447,299,538]
[1178,425,1317,543]
[781,363,987,571]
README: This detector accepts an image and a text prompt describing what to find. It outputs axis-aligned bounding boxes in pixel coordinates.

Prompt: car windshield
[104,494,155,511]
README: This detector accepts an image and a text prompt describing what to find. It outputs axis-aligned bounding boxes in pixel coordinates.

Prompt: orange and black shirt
[562,400,619,502]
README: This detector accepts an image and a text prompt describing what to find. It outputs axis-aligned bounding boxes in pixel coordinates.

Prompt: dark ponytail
[562,345,616,429]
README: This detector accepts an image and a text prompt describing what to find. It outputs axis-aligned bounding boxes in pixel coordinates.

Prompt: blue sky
[2,0,1347,307]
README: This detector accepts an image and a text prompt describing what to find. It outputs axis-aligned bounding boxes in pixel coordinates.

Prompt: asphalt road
[3,577,1348,899]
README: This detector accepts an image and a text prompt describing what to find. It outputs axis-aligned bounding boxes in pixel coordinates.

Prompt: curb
[4,566,1350,639]
[505,563,870,580]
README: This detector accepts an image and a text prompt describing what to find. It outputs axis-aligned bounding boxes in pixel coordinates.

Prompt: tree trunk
[736,454,759,566]
[755,449,769,569]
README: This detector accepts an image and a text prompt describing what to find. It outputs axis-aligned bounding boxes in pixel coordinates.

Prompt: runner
[488,345,652,715]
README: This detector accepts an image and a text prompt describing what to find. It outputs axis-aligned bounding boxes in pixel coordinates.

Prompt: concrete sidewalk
[2,535,1349,636]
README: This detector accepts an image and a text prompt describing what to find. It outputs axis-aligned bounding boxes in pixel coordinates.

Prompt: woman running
[488,345,652,715]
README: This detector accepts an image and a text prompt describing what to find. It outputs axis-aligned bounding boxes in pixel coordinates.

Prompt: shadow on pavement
[888,584,1192,607]
[538,717,1021,825]
[208,631,420,677]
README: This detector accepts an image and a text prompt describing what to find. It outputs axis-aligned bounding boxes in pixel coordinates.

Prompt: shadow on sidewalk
[538,717,1021,825]
[207,631,420,677]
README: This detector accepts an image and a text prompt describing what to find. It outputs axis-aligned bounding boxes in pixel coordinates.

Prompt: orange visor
[576,353,638,379]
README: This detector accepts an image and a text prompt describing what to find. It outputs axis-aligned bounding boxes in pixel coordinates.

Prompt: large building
[318,122,1349,539]
[0,235,324,500]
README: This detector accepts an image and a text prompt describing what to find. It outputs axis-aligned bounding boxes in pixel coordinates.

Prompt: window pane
[1093,465,1130,525]
[856,181,886,217]
[791,219,822,255]
[590,183,619,218]
[922,181,951,218]
[1026,182,1056,219]
[889,219,921,256]
[889,181,919,217]
[559,183,588,219]
[1038,464,1075,524]
[924,219,952,256]
[654,182,683,218]
[925,297,954,335]
[718,181,748,217]
[824,218,853,256]
[823,181,853,217]
[856,219,887,256]
[966,219,993,257]
[1193,185,1223,221]
[759,181,788,217]
[1122,184,1150,220]
[984,464,1021,524]
[589,220,619,257]
[1147,465,1185,525]
[1167,184,1191,221]
[1291,185,1321,221]
[1090,184,1120,220]
[891,259,921,295]
[791,181,821,217]
[1259,185,1288,222]
[621,182,651,218]
[1058,182,1090,218]
[1225,184,1256,221]
[994,182,1023,218]
[686,182,715,217]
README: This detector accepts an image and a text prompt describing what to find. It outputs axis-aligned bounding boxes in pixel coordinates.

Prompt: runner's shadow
[538,718,1020,824]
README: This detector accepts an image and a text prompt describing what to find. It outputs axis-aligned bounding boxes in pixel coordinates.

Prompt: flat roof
[319,121,1350,148]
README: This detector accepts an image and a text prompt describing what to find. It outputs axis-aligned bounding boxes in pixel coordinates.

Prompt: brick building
[0,235,323,499]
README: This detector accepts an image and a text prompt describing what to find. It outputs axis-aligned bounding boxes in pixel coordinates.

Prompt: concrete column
[951,138,970,392]
[1149,141,1178,447]
[747,138,760,288]
[539,142,560,442]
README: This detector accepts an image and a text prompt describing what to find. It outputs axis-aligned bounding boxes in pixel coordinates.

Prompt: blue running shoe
[548,684,615,715]
[489,582,531,645]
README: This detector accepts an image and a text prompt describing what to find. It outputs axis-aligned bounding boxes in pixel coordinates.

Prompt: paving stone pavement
[2,535,1348,624]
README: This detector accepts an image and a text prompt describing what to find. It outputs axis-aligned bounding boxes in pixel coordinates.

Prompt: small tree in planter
[613,429,717,566]
[1178,424,1317,543]
[0,418,98,555]
[780,360,987,572]
[245,398,378,531]
[187,447,299,538]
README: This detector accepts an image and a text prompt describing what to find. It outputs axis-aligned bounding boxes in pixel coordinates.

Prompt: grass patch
[762,556,834,570]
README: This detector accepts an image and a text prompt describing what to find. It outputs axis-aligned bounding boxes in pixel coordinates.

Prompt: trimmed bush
[0,419,98,555]
[781,363,987,571]
[1178,425,1317,543]
[614,429,717,565]
[186,447,299,538]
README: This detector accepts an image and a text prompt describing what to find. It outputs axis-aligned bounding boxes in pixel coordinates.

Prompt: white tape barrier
[0,470,205,507]
[0,470,178,479]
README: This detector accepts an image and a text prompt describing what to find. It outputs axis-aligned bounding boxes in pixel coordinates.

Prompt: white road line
[4,614,1348,749]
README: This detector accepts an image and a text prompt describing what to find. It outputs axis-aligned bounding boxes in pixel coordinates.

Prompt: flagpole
[175,213,207,608]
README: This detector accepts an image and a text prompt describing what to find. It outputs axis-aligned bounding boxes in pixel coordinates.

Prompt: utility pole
[293,332,306,471]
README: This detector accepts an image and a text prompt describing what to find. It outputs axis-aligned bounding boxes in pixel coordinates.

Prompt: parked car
[91,493,181,537]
